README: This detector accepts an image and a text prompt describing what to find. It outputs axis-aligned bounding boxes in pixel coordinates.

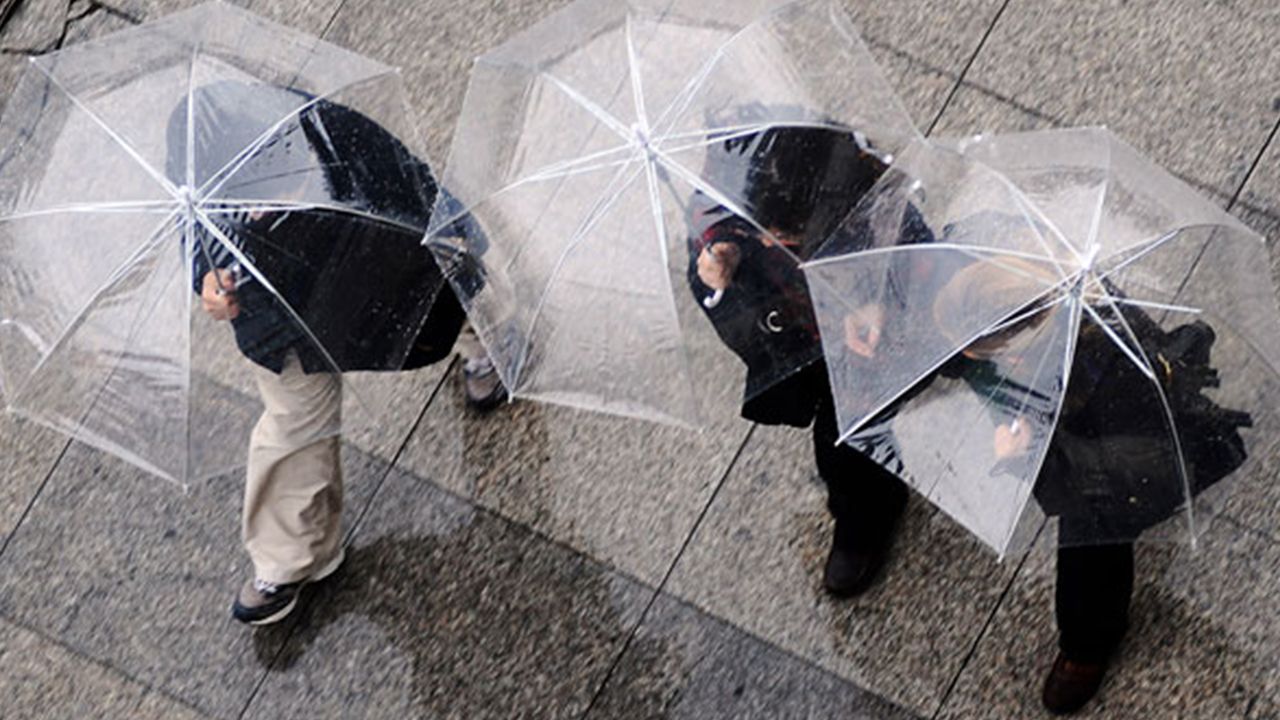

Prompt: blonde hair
[933,257,1065,357]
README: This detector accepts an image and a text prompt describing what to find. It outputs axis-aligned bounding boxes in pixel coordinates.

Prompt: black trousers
[1055,538,1134,662]
[811,390,908,547]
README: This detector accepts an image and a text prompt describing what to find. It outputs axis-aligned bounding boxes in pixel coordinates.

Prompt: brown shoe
[1042,651,1108,715]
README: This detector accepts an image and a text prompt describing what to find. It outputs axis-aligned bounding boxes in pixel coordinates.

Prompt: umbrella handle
[703,289,724,310]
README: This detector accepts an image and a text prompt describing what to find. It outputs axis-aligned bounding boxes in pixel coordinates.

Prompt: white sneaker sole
[242,547,345,627]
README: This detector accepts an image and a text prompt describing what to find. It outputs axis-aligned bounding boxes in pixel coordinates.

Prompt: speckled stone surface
[1235,122,1280,291]
[960,0,1280,196]
[0,616,212,720]
[396,377,750,587]
[0,50,30,100]
[662,423,1024,717]
[0,440,394,719]
[842,0,1004,130]
[0,0,69,52]
[243,466,656,720]
[0,414,68,543]
[587,592,926,720]
[935,519,1280,719]
[91,0,345,35]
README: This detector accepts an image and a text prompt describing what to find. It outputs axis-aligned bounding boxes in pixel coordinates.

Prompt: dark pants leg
[1055,540,1135,663]
[812,391,908,547]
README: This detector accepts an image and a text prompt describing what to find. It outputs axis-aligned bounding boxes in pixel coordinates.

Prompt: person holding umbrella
[688,120,932,597]
[169,80,476,625]
[928,255,1251,713]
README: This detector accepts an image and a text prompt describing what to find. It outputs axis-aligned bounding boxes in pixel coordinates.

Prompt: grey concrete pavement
[1,0,1278,718]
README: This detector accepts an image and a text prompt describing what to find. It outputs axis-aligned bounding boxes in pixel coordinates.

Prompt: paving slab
[1234,123,1280,282]
[587,592,926,720]
[662,423,1024,717]
[0,439,395,719]
[843,0,1005,129]
[244,465,657,720]
[0,0,69,52]
[0,616,212,720]
[396,377,750,587]
[0,49,30,99]
[936,518,1280,719]
[955,0,1280,196]
[94,0,343,35]
[0,413,67,545]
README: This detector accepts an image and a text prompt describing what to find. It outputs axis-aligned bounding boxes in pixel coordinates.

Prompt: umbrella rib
[0,201,178,222]
[647,0,798,139]
[191,207,350,379]
[1079,301,1158,382]
[1086,288,1199,547]
[541,72,633,143]
[647,144,799,261]
[657,120,870,155]
[515,158,647,388]
[834,273,1081,444]
[423,143,639,242]
[994,297,1085,554]
[803,241,1064,274]
[624,14,650,133]
[30,62,180,199]
[196,69,399,200]
[1081,294,1201,315]
[185,41,198,191]
[8,211,181,399]
[201,200,427,236]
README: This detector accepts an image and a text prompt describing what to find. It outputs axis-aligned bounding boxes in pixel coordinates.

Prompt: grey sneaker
[462,355,508,411]
[231,548,345,626]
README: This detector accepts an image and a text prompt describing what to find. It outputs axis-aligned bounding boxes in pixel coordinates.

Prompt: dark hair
[714,122,887,241]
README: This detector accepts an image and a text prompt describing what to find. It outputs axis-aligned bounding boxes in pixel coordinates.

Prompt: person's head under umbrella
[164,79,453,376]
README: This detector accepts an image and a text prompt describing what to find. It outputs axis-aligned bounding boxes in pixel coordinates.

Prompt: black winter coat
[171,82,465,374]
[940,306,1251,543]
[688,198,936,427]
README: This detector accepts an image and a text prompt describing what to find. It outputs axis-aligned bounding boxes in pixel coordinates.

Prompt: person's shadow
[249,485,678,717]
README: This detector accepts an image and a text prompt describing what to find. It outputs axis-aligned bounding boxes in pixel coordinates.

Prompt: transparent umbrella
[0,2,448,484]
[804,128,1280,557]
[426,0,919,427]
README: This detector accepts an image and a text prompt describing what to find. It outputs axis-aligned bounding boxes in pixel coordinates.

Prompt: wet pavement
[1,0,1279,718]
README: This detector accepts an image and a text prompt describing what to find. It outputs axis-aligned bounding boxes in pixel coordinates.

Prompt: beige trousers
[244,352,344,584]
[455,321,486,363]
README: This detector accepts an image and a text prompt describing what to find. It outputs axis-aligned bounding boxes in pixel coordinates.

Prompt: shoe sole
[246,595,299,626]
[237,548,346,627]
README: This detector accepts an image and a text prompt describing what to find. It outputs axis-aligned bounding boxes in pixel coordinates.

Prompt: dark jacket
[686,125,910,427]
[941,306,1251,543]
[688,191,936,427]
[170,82,465,374]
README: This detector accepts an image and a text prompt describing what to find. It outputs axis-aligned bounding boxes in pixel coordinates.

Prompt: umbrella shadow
[250,496,677,717]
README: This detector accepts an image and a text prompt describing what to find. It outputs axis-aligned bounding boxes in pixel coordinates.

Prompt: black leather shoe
[1042,651,1108,715]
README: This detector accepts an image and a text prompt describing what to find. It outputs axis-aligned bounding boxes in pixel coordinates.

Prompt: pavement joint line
[578,423,757,718]
[0,609,220,720]
[924,0,1012,138]
[929,520,1048,720]
[233,355,460,720]
[1227,111,1280,214]
[869,36,1280,226]
[916,3,1027,714]
[0,434,72,562]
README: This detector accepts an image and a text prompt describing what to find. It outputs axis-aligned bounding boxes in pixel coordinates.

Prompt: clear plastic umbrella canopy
[427,0,919,426]
[805,128,1280,557]
[0,2,444,484]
